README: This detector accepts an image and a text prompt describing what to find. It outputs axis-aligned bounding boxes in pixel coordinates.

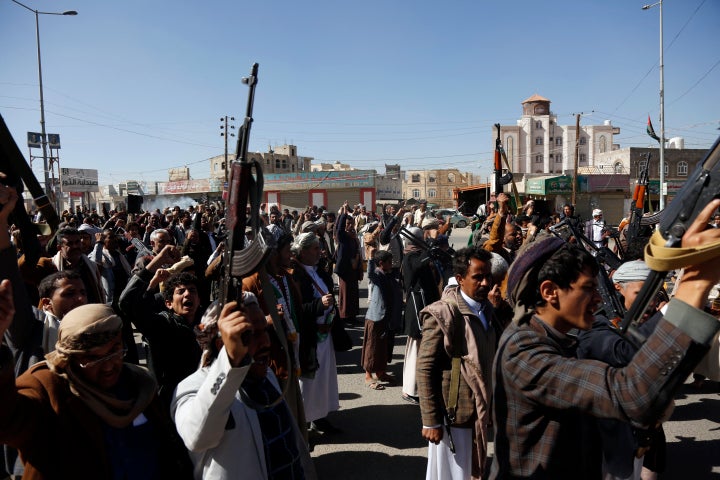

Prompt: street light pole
[11,0,77,207]
[643,0,665,209]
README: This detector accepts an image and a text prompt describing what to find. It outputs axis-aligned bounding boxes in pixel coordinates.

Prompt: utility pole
[572,113,580,206]
[219,116,235,183]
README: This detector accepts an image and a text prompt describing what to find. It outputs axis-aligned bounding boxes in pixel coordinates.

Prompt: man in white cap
[585,208,610,248]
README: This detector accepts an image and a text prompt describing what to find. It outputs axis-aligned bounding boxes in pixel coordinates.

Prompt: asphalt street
[310,226,720,479]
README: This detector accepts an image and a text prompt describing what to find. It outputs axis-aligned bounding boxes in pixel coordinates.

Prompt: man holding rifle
[491,200,720,479]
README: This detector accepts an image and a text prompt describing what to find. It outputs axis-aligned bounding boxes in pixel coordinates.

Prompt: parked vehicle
[432,209,472,228]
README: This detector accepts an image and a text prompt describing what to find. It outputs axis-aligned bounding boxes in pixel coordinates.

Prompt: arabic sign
[60,168,99,192]
[264,170,375,191]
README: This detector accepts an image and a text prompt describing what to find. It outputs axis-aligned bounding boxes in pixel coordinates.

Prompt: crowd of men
[1,176,719,480]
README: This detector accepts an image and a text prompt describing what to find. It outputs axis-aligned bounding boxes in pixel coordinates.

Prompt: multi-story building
[497,94,620,176]
[594,143,706,208]
[208,144,313,179]
[403,169,475,209]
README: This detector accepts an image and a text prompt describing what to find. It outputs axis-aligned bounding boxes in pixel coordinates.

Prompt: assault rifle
[219,63,273,308]
[620,136,720,342]
[493,124,513,197]
[494,123,523,215]
[0,114,59,263]
[549,217,629,338]
[626,153,650,244]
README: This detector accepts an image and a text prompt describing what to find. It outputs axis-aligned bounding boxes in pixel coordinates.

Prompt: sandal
[365,381,385,390]
[376,374,396,385]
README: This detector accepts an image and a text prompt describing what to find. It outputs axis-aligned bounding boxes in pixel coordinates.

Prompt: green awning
[525,175,574,195]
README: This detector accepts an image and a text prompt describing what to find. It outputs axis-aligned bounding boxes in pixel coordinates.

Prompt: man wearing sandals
[361,250,403,390]
[417,246,502,480]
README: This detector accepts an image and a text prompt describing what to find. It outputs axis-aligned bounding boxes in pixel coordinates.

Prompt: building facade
[403,169,475,208]
[497,94,620,176]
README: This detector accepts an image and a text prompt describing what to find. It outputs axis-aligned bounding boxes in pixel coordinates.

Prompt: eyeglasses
[78,348,127,369]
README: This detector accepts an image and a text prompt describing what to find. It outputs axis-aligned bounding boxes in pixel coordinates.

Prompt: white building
[496,94,620,175]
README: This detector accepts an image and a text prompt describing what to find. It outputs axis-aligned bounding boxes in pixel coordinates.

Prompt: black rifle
[549,218,630,340]
[0,114,60,263]
[219,64,273,309]
[620,135,720,342]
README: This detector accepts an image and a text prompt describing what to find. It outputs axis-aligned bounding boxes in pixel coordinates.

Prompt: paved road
[311,226,720,479]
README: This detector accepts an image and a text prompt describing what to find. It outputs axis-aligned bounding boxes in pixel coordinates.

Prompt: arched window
[447,173,455,183]
[677,161,688,176]
[599,136,607,153]
[428,189,437,198]
[412,189,420,198]
[275,158,281,168]
[614,162,623,174]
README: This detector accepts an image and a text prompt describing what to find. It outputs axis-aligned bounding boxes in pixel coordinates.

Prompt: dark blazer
[291,261,335,377]
[402,249,440,338]
[118,270,202,407]
[333,212,359,281]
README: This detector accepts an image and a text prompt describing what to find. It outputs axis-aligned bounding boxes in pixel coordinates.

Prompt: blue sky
[2,0,718,188]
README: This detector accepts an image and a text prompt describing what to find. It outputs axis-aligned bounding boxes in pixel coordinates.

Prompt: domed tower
[521,94,551,116]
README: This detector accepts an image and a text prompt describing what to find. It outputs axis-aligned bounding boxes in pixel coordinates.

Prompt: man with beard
[119,246,203,407]
[171,293,316,480]
[417,246,500,480]
[41,227,106,304]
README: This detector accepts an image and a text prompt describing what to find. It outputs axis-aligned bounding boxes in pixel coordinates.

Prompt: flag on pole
[647,115,660,142]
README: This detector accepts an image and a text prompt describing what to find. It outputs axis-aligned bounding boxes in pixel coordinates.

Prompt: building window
[506,136,513,162]
[614,162,623,173]
[275,159,281,168]
[447,173,455,183]
[556,137,562,145]
[535,155,543,164]
[579,137,586,145]
[281,159,288,169]
[448,189,454,198]
[599,135,607,153]
[555,154,562,163]
[535,121,542,129]
[677,161,688,176]
[428,174,437,183]
[412,189,420,198]
[535,137,543,145]
[428,189,437,198]
[664,163,669,175]
[411,174,420,183]
[579,153,587,163]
